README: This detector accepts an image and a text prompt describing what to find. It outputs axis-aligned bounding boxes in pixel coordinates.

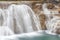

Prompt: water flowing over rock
[0,4,41,36]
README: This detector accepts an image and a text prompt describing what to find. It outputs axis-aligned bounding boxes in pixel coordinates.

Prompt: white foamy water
[0,26,14,36]
[0,4,41,36]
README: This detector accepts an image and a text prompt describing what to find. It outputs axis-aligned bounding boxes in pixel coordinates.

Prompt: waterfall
[42,3,57,30]
[47,17,60,31]
[0,8,14,36]
[0,4,41,36]
[42,3,51,30]
[7,4,40,34]
[6,5,15,33]
[42,3,51,20]
[42,3,60,31]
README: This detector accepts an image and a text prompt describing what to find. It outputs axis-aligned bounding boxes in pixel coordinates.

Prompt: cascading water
[0,4,41,36]
[0,26,14,36]
[42,3,59,34]
[0,8,14,36]
[42,3,52,30]
[0,3,59,36]
[0,9,4,26]
[42,3,59,30]
[47,17,60,31]
[0,3,60,40]
[1,4,40,34]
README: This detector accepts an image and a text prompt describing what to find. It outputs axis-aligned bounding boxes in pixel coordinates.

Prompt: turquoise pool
[1,31,60,40]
